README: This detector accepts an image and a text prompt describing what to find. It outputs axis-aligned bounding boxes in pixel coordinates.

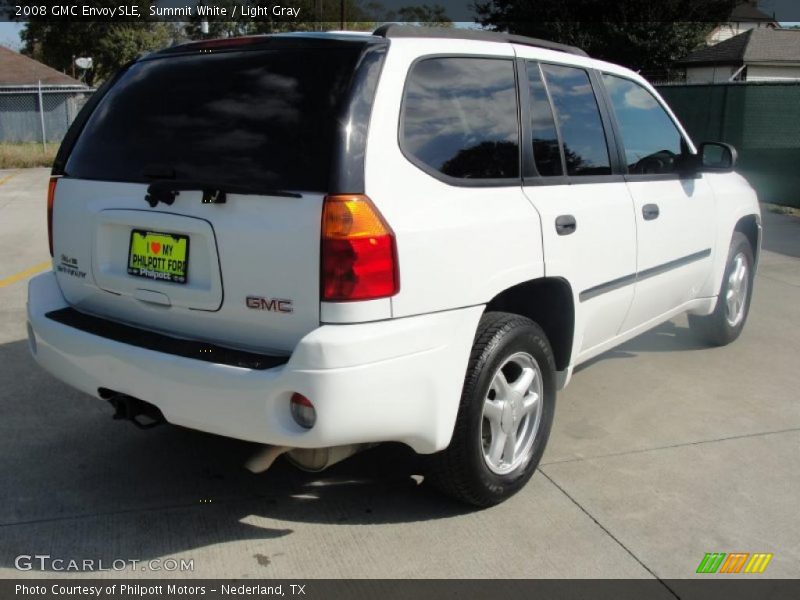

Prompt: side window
[401,57,519,180]
[541,64,612,176]
[602,74,684,175]
[526,62,563,176]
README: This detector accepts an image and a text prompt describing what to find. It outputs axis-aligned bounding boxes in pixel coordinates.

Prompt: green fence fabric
[657,82,800,207]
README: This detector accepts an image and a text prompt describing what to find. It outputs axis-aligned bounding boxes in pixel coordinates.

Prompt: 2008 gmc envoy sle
[27,26,760,506]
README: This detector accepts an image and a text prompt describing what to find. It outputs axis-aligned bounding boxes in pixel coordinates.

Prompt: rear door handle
[642,204,660,220]
[555,215,577,236]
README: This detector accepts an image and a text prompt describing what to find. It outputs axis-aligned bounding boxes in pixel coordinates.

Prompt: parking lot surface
[1,168,798,580]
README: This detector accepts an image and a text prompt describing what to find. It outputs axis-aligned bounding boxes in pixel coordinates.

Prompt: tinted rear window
[526,62,563,177]
[401,57,520,181]
[65,46,365,192]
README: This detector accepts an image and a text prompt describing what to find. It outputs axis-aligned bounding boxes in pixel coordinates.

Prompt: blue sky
[0,22,23,50]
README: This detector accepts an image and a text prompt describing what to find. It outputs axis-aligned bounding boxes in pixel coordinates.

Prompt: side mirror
[699,142,737,172]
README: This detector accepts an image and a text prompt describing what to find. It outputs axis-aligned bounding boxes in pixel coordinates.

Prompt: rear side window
[602,74,684,175]
[541,64,611,176]
[526,62,563,176]
[65,46,365,192]
[401,57,519,181]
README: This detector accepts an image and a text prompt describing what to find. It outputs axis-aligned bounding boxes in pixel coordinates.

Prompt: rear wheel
[689,232,755,346]
[427,312,556,507]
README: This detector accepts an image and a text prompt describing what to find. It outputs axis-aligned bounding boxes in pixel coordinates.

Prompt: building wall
[685,65,738,84]
[746,64,800,81]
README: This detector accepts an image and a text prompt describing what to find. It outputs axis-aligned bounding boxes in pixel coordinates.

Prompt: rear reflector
[47,176,59,257]
[321,194,399,302]
[290,393,317,429]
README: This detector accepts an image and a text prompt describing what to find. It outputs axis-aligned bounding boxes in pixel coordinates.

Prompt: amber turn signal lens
[47,176,59,257]
[322,194,391,239]
[321,195,399,302]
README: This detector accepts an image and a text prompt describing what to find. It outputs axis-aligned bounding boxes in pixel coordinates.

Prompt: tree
[388,4,454,26]
[184,0,379,39]
[475,0,736,79]
[247,0,377,35]
[441,141,517,178]
[16,1,176,85]
[185,0,253,39]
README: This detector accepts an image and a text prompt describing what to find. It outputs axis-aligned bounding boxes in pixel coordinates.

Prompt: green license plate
[127,230,190,284]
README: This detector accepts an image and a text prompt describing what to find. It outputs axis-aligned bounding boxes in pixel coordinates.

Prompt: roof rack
[372,25,589,57]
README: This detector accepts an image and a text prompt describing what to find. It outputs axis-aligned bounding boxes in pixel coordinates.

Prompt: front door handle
[555,215,577,236]
[642,203,660,221]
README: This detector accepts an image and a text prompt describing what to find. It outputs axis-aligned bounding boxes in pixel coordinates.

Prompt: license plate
[127,230,190,284]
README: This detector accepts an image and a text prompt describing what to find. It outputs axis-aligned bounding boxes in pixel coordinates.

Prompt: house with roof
[676,28,800,83]
[0,44,84,87]
[706,0,779,46]
[0,45,91,143]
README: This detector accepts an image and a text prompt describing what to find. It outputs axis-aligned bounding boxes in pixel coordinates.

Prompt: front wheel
[427,312,556,507]
[689,232,755,346]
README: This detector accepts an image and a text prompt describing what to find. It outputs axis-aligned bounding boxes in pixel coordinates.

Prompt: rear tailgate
[51,39,372,354]
[52,180,323,353]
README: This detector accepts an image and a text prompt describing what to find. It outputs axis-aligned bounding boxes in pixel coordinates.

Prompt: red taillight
[47,176,59,257]
[321,194,399,302]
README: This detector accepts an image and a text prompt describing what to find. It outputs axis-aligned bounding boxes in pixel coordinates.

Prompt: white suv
[27,26,760,506]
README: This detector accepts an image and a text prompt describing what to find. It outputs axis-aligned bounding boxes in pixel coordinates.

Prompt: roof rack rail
[372,24,589,58]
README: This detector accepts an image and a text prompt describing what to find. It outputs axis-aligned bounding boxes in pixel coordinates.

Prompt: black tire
[689,232,755,346]
[427,312,556,507]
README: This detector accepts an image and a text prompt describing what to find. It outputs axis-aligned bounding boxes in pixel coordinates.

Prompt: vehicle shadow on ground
[0,339,472,570]
[761,208,800,259]
[574,319,709,373]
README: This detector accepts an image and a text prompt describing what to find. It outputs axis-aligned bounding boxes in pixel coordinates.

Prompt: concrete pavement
[0,168,798,580]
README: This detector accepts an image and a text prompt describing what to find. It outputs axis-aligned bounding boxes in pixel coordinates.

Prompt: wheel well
[734,215,760,265]
[485,278,574,371]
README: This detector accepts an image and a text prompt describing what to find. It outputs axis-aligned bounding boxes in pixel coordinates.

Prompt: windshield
[65,44,366,192]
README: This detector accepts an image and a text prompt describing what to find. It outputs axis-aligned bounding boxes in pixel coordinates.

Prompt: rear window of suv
[65,45,365,192]
[400,57,520,181]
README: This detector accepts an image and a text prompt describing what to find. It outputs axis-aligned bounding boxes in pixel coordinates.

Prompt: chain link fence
[0,85,94,146]
[657,81,800,207]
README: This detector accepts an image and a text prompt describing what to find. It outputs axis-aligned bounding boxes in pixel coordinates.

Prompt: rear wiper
[144,179,302,207]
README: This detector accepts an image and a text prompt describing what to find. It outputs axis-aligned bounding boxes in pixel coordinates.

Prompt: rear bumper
[27,272,482,453]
